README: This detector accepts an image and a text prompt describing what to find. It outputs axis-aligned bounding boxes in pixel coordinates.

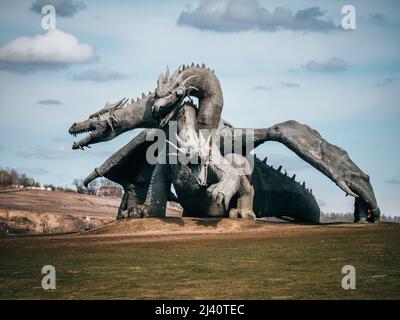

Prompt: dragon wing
[219,120,380,222]
[83,129,157,203]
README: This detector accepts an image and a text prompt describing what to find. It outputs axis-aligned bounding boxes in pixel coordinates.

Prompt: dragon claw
[229,208,256,220]
[207,184,231,209]
[337,180,358,198]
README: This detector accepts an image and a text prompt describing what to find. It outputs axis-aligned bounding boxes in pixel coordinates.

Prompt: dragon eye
[176,88,184,96]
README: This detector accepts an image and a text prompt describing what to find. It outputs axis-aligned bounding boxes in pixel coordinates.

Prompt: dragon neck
[177,64,222,98]
[111,92,158,130]
[176,64,224,129]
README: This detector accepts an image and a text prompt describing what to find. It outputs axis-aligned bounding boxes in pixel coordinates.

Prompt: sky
[0,0,399,215]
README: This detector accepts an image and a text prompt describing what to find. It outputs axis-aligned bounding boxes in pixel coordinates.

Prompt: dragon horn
[188,85,199,92]
[206,132,212,147]
[181,75,200,86]
[165,65,170,79]
[157,73,164,87]
[171,66,180,78]
[107,119,115,132]
[166,139,185,153]
[111,114,119,124]
[175,133,191,149]
[114,97,126,108]
[89,100,113,118]
[168,153,179,157]
[198,131,206,146]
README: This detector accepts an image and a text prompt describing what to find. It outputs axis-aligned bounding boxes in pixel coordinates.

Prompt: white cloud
[386,175,400,184]
[252,82,300,91]
[37,99,63,105]
[0,29,95,64]
[375,77,400,87]
[31,0,86,17]
[303,57,347,73]
[280,82,300,88]
[177,0,337,33]
[369,13,385,21]
[71,68,128,82]
[252,85,271,91]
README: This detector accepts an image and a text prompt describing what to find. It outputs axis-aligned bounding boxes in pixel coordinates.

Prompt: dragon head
[68,98,131,149]
[152,66,199,125]
[167,129,212,185]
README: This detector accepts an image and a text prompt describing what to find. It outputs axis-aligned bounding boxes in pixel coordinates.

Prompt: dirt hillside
[0,189,120,234]
[0,189,182,234]
[0,189,120,218]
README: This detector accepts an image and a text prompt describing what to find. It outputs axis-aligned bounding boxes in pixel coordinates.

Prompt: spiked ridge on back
[254,155,314,197]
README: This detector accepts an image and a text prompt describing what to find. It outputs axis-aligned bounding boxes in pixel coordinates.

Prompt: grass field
[0,220,399,300]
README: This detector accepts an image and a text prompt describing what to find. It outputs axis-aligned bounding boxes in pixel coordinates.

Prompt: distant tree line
[42,184,75,193]
[0,167,121,196]
[380,215,400,223]
[320,212,400,223]
[72,178,122,197]
[0,168,39,188]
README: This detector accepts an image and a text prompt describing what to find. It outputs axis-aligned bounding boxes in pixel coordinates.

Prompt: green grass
[0,224,399,299]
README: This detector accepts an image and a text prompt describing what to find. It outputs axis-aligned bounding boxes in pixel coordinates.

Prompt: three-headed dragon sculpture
[69,64,380,223]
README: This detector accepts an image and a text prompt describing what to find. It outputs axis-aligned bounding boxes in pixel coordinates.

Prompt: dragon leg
[229,176,256,220]
[117,185,143,219]
[141,164,170,217]
[223,153,256,219]
[82,130,160,220]
[206,146,242,215]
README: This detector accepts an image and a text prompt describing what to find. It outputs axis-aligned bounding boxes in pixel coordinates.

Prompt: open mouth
[69,118,114,149]
[159,106,181,128]
[158,98,186,128]
[154,99,175,117]
[69,126,96,149]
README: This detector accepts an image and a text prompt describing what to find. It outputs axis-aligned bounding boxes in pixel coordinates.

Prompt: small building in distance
[98,186,123,197]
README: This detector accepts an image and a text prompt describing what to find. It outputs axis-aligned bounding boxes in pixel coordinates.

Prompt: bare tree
[87,180,99,195]
[0,170,13,187]
[0,168,34,188]
[19,173,34,187]
[72,179,85,194]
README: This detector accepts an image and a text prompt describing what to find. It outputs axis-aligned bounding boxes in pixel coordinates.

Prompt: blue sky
[0,0,399,215]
